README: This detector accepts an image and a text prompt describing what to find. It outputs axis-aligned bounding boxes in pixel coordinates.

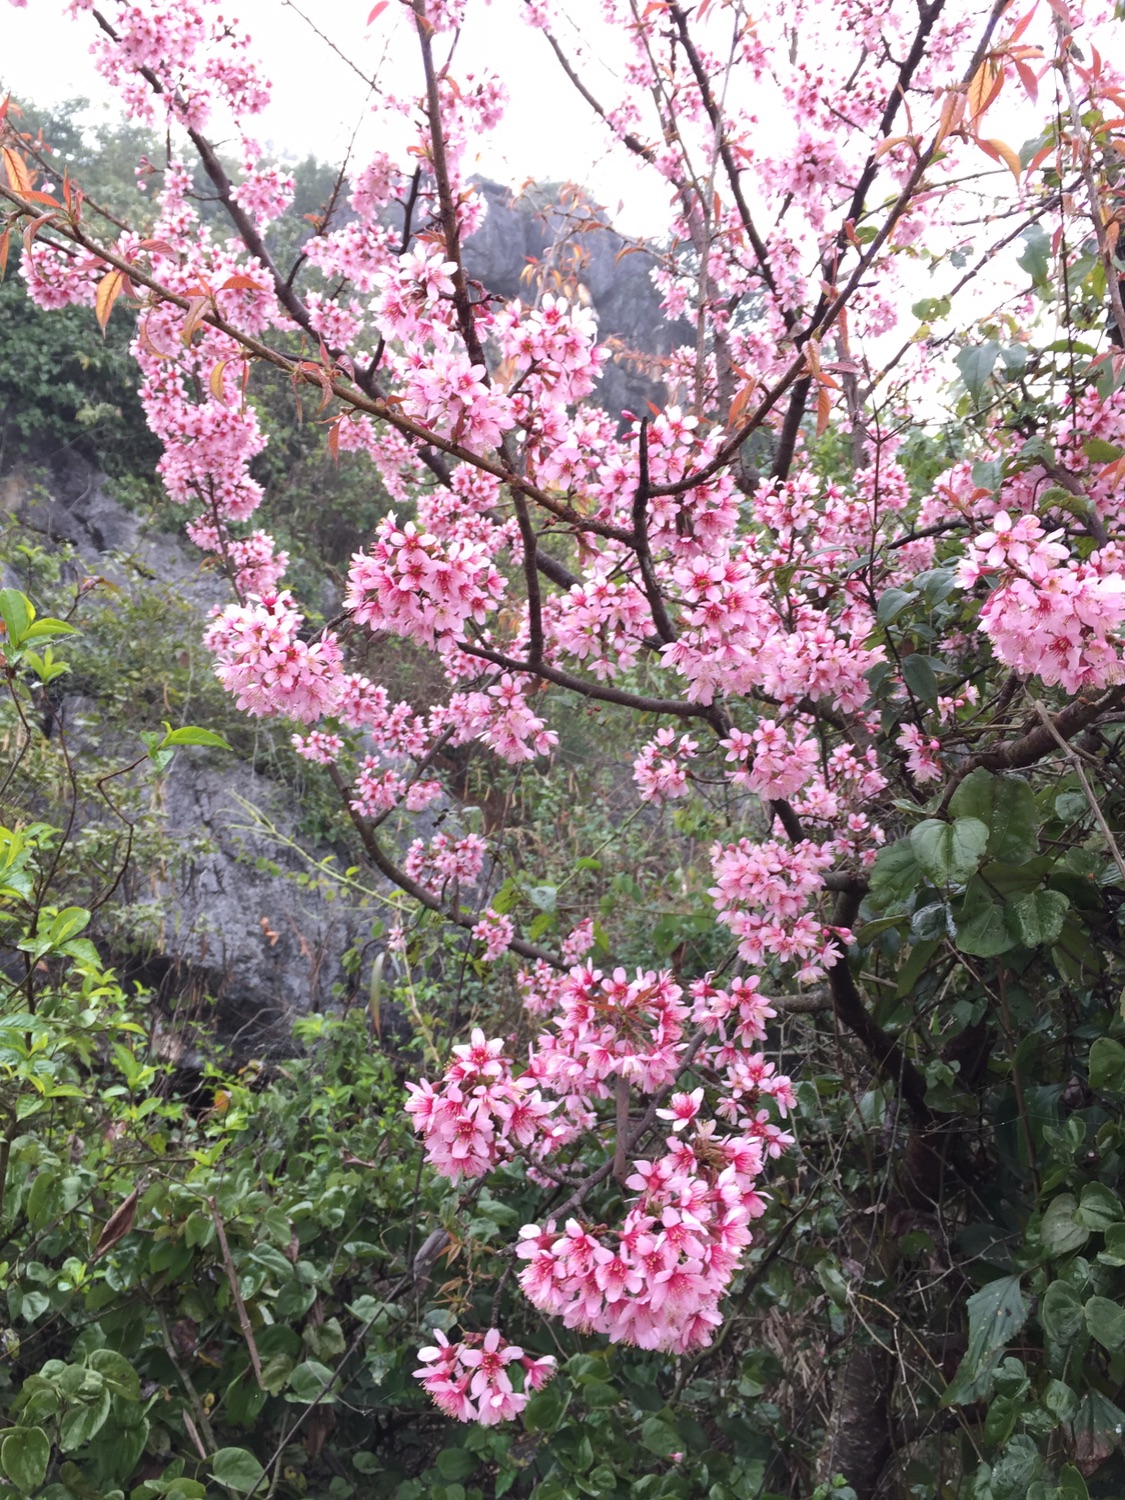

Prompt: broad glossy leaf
[1005,888,1068,948]
[956,880,1014,957]
[950,769,1039,864]
[911,817,988,886]
[869,838,922,909]
[1086,1294,1125,1352]
[1041,1194,1090,1257]
[942,1274,1026,1406]
[211,1447,267,1495]
[1,1428,50,1494]
[956,340,1000,403]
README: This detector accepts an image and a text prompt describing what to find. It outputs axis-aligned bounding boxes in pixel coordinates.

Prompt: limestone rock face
[3,457,378,1056]
[461,180,689,418]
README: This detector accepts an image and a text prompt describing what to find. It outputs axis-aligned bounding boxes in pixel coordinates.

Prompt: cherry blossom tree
[6,0,1125,1487]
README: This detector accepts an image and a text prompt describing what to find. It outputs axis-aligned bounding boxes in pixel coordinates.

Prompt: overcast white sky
[1,0,670,232]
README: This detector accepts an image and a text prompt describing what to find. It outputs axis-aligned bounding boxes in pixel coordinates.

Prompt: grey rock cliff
[461,180,689,418]
[3,457,380,1056]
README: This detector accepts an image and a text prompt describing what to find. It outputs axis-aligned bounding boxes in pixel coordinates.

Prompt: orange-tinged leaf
[367,0,388,19]
[728,378,759,429]
[138,237,178,257]
[182,294,210,344]
[979,136,1023,184]
[327,418,341,462]
[0,228,8,281]
[137,315,175,361]
[936,89,966,145]
[967,60,991,120]
[92,1188,138,1259]
[1,146,32,197]
[1008,5,1035,44]
[21,212,54,253]
[1014,59,1040,103]
[218,273,265,291]
[967,60,1006,125]
[816,385,832,437]
[94,267,128,334]
[1045,0,1070,22]
[209,360,229,404]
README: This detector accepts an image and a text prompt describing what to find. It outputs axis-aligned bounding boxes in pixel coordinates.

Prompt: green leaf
[1083,437,1124,463]
[1101,1221,1125,1266]
[943,1275,1027,1406]
[902,653,939,706]
[0,590,33,650]
[876,588,915,625]
[1,1428,50,1494]
[1072,1391,1125,1477]
[523,884,557,913]
[1005,889,1068,948]
[956,881,1015,957]
[523,1384,566,1433]
[435,1451,475,1482]
[1085,1295,1125,1352]
[1041,1194,1090,1257]
[869,839,923,909]
[1075,1182,1122,1232]
[1017,223,1050,287]
[158,725,232,750]
[59,1383,111,1450]
[1090,1037,1125,1094]
[640,1417,681,1457]
[949,770,1039,864]
[286,1360,335,1403]
[86,1348,140,1400]
[1040,1281,1085,1346]
[956,341,1001,404]
[894,938,940,999]
[211,1447,266,1495]
[48,907,90,946]
[1042,1379,1078,1423]
[1058,1464,1090,1500]
[910,817,988,886]
[22,617,77,641]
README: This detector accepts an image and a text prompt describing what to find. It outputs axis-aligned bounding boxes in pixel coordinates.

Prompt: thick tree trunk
[814,1337,895,1499]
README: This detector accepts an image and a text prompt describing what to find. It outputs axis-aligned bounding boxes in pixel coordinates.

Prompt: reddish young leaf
[1,146,32,197]
[94,266,129,334]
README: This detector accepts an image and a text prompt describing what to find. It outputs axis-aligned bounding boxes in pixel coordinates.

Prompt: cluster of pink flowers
[414,1329,556,1424]
[709,837,849,983]
[204,594,343,723]
[957,512,1125,692]
[405,1029,559,1180]
[722,721,820,801]
[516,1125,771,1354]
[633,728,699,802]
[345,516,507,649]
[471,908,516,962]
[403,832,488,894]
